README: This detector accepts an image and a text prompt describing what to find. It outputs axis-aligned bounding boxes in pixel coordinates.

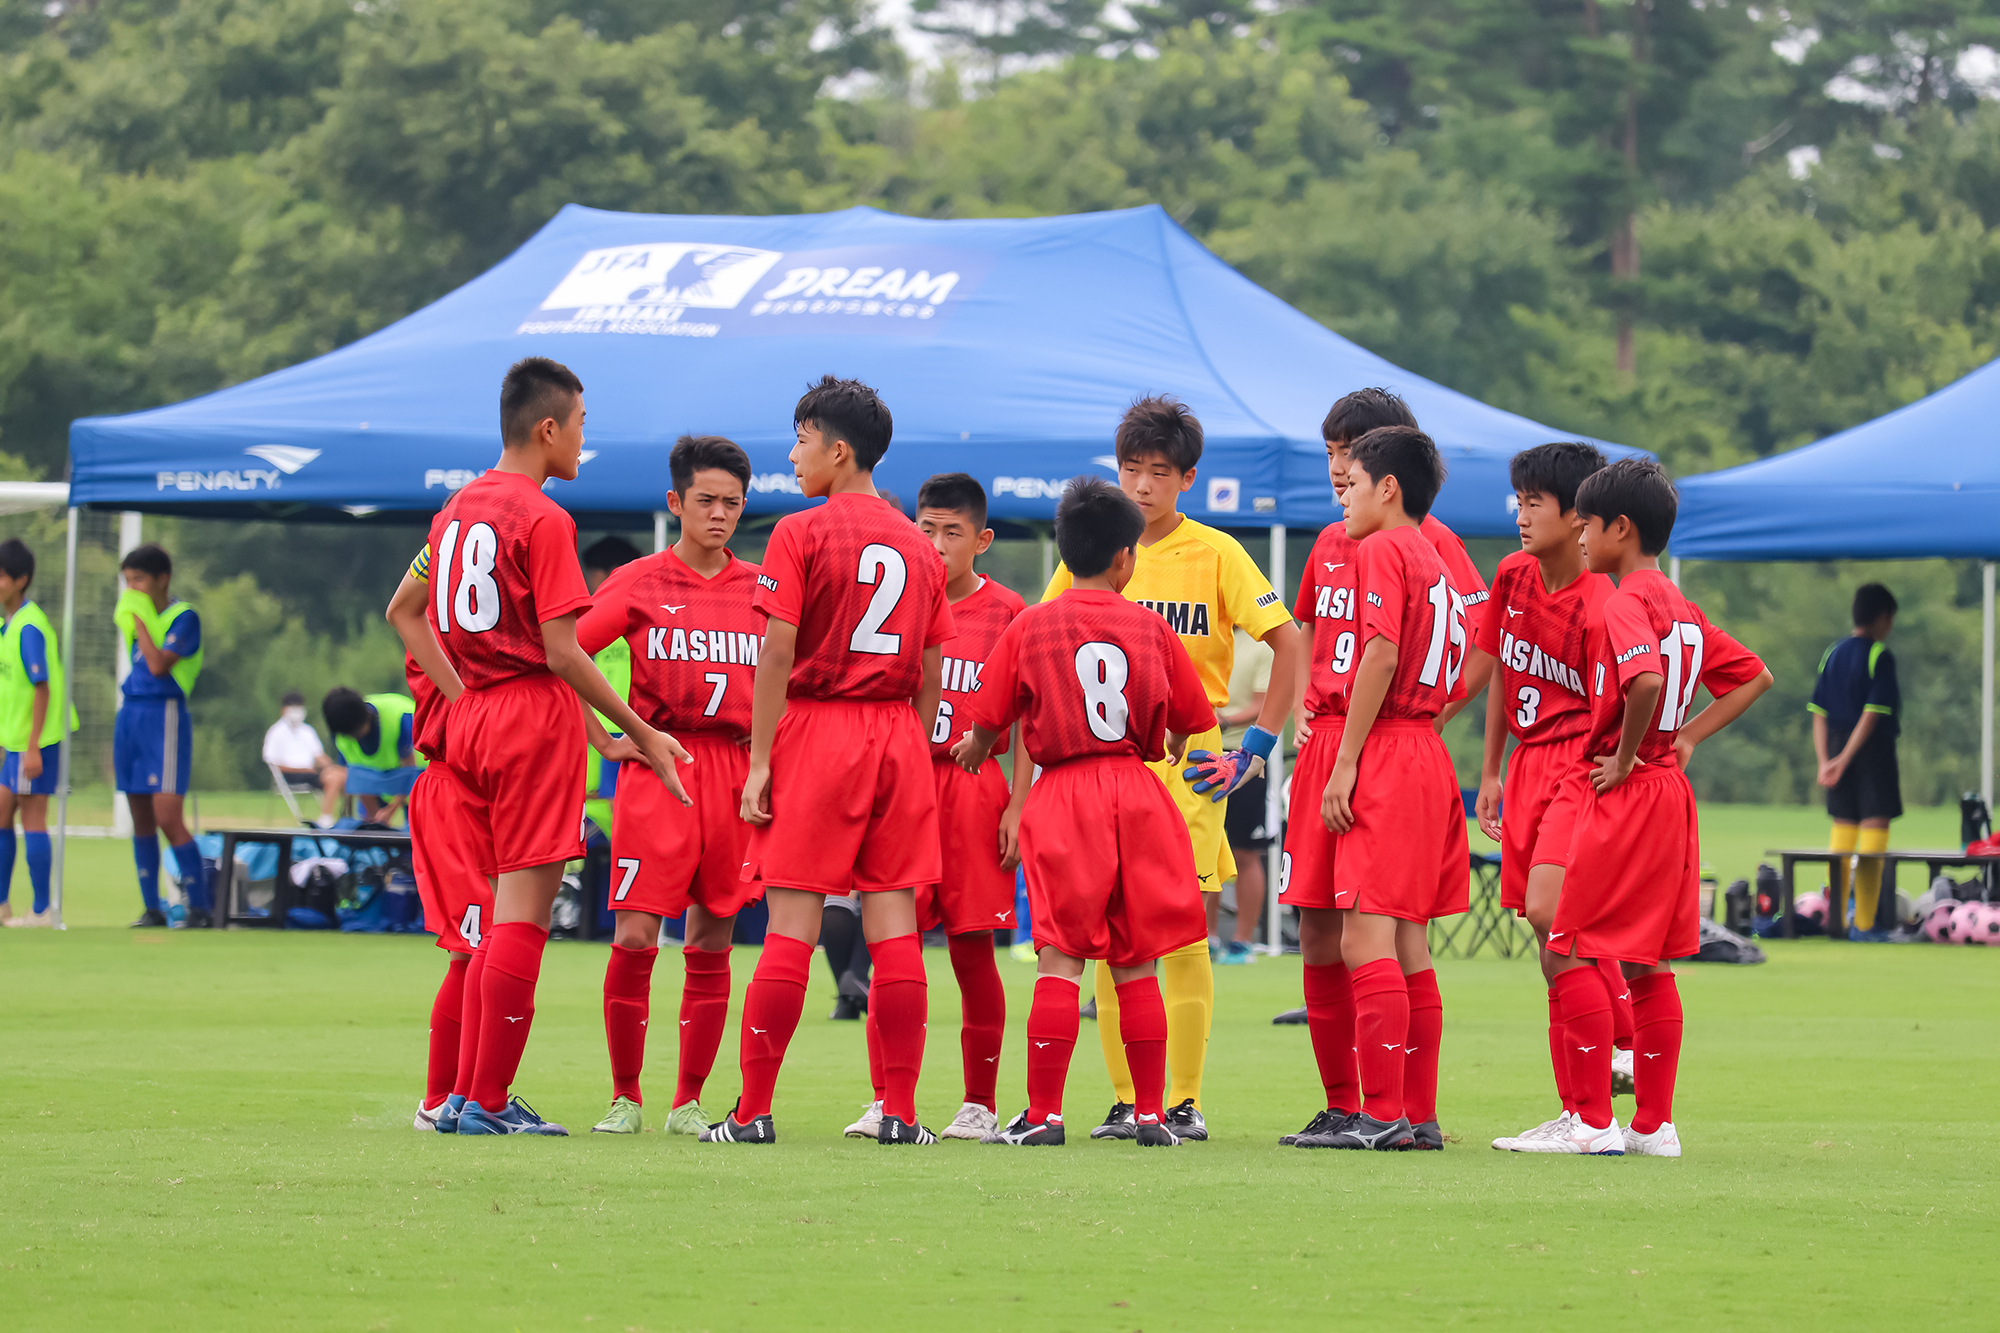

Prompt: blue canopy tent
[1675,357,2000,806]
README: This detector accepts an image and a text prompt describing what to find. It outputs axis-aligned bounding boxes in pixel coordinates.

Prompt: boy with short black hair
[1811,583,1901,939]
[321,686,423,824]
[1044,395,1302,1142]
[706,375,954,1146]
[1289,426,1470,1151]
[1534,459,1772,1157]
[954,477,1214,1146]
[576,433,767,1138]
[114,543,209,928]
[1474,443,1644,1151]
[0,539,73,928]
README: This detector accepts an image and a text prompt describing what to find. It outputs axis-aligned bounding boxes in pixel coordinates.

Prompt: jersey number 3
[434,519,501,634]
[849,544,908,656]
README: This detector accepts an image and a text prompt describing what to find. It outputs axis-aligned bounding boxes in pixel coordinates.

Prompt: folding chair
[269,763,347,828]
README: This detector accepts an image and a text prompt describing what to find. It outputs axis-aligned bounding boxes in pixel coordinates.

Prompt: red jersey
[1583,569,1765,767]
[1475,550,1615,747]
[753,493,954,702]
[1348,524,1468,721]
[971,589,1214,768]
[423,470,592,691]
[575,548,765,738]
[930,575,1027,758]
[1295,523,1362,718]
[1421,513,1491,646]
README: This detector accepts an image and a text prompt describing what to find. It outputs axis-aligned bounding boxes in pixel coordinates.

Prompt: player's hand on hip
[1673,736,1697,771]
[741,762,773,825]
[634,725,693,807]
[1323,757,1358,834]
[1590,752,1636,795]
[997,804,1023,873]
[1474,774,1502,842]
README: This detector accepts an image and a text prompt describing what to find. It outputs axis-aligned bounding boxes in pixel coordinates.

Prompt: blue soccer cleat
[433,1093,467,1134]
[455,1095,568,1136]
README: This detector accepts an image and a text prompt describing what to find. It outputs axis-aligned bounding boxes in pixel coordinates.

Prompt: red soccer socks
[1627,971,1684,1134]
[1114,977,1169,1122]
[603,944,657,1105]
[1402,967,1443,1127]
[737,932,812,1119]
[424,955,469,1110]
[469,922,548,1114]
[948,931,1007,1111]
[869,932,929,1124]
[674,946,732,1107]
[866,1003,885,1102]
[1547,987,1576,1113]
[1600,956,1636,1050]
[1350,958,1409,1122]
[451,946,489,1102]
[1303,961,1358,1114]
[1554,963,1615,1128]
[1025,974,1081,1125]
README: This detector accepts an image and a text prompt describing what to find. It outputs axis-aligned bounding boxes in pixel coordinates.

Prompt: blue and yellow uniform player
[0,539,77,927]
[1810,582,1902,939]
[114,543,208,928]
[322,688,425,824]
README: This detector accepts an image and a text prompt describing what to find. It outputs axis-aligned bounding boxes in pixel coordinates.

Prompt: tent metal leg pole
[53,506,78,931]
[1039,527,1053,592]
[1983,560,1994,812]
[1669,556,1681,586]
[653,510,668,554]
[1265,524,1286,954]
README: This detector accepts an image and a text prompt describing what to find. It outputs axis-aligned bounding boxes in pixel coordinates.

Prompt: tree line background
[0,0,1994,802]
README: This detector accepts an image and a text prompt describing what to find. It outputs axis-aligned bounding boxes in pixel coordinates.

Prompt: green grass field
[6,827,1998,1331]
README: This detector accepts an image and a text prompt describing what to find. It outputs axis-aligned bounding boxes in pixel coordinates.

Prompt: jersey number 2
[434,519,500,634]
[849,544,907,655]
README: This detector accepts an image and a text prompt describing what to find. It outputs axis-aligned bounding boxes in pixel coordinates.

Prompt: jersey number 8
[434,519,501,634]
[1075,642,1130,741]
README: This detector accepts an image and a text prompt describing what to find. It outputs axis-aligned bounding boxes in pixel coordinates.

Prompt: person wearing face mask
[263,690,345,828]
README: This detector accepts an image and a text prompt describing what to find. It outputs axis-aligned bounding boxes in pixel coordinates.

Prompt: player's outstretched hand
[741,761,773,825]
[997,803,1023,873]
[633,724,694,807]
[1590,752,1637,795]
[1322,756,1358,834]
[1474,774,1502,843]
[1181,750,1263,802]
[596,733,643,766]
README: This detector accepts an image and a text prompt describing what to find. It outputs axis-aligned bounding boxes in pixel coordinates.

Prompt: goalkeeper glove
[1182,725,1278,802]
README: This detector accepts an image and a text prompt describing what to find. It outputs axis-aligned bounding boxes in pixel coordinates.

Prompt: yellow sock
[1161,941,1213,1109]
[1854,826,1890,931]
[1827,823,1857,931]
[1094,961,1135,1105]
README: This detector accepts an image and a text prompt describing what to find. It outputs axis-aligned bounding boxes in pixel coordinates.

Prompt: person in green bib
[114,543,208,927]
[581,535,641,835]
[0,539,76,927]
[321,687,425,825]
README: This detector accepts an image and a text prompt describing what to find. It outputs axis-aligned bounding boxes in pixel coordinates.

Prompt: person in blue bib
[0,540,76,928]
[321,687,425,825]
[114,543,209,928]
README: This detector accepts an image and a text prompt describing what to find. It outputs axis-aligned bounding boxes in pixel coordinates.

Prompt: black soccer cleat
[1281,1107,1354,1146]
[828,995,863,1021]
[877,1115,937,1145]
[1298,1111,1416,1151]
[989,1111,1065,1146]
[698,1102,775,1144]
[1409,1121,1446,1151]
[1080,996,1098,1021]
[1134,1116,1182,1147]
[1272,1006,1308,1025]
[130,908,168,928]
[184,908,214,930]
[1164,1098,1208,1141]
[1089,1102,1137,1140]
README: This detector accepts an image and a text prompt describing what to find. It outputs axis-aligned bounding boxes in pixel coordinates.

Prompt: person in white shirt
[262,691,344,825]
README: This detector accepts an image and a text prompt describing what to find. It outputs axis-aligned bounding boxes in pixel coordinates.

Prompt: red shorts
[1020,758,1205,968]
[444,674,587,875]
[611,736,763,920]
[410,764,493,953]
[1278,719,1344,911]
[1550,763,1700,966]
[1499,738,1590,912]
[745,699,941,895]
[1330,720,1468,923]
[917,758,1016,935]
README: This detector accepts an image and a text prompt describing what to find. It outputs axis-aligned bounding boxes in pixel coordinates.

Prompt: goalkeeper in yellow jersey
[1042,396,1301,1140]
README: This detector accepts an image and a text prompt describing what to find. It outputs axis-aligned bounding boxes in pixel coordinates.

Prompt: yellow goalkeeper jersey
[1042,515,1291,706]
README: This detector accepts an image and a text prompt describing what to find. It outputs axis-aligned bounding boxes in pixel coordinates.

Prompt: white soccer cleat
[1492,1111,1570,1151]
[1610,1046,1635,1095]
[940,1102,999,1141]
[843,1100,883,1139]
[413,1097,447,1132]
[1623,1121,1681,1157]
[1509,1114,1624,1155]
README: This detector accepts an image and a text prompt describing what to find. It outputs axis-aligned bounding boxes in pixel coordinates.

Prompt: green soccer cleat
[663,1099,709,1136]
[591,1096,644,1134]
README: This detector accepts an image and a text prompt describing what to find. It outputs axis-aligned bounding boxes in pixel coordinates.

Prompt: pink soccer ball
[1922,901,1959,943]
[1967,903,2000,946]
[1947,901,1986,944]
[1795,890,1829,934]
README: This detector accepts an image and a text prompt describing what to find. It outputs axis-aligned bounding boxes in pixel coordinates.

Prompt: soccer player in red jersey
[1534,459,1771,1157]
[391,357,690,1137]
[704,376,954,1146]
[574,435,767,1138]
[1472,444,1640,1151]
[1287,426,1470,1151]
[951,477,1213,1147]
